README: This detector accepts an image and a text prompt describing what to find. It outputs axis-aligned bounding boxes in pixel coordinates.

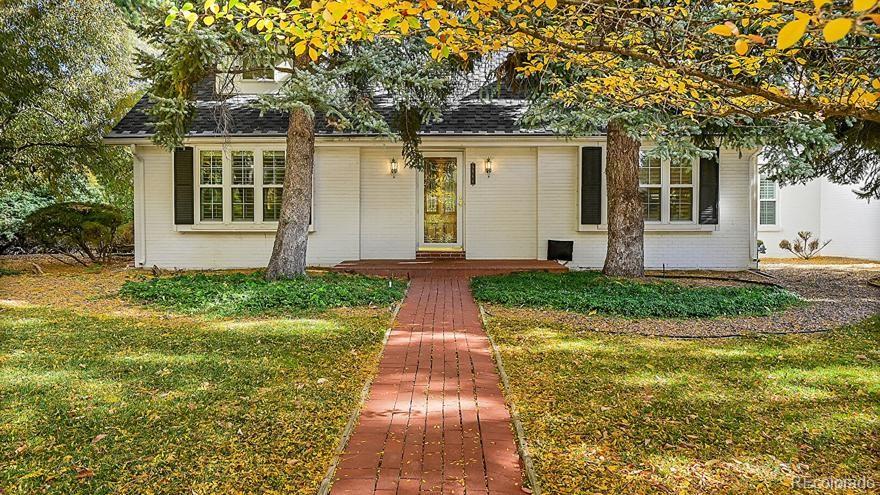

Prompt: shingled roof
[108,78,553,139]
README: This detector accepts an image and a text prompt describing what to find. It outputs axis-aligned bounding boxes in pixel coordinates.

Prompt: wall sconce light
[390,158,398,178]
[484,157,493,177]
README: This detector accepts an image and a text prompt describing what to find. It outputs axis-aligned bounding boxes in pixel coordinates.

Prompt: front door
[420,156,462,247]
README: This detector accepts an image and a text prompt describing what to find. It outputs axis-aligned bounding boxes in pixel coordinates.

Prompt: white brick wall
[536,146,754,269]
[136,141,756,269]
[359,149,417,259]
[464,147,538,259]
[137,145,360,269]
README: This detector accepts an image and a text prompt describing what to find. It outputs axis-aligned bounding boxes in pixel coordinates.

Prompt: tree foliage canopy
[140,5,469,168]
[0,0,137,195]
[169,0,880,196]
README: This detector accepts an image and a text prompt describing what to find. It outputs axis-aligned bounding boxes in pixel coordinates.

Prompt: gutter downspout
[130,145,147,268]
[748,148,760,269]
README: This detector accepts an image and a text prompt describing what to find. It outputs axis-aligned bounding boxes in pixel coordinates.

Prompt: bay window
[638,152,699,224]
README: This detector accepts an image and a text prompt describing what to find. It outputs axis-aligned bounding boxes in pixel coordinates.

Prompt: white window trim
[758,174,781,231]
[175,145,315,233]
[578,146,714,232]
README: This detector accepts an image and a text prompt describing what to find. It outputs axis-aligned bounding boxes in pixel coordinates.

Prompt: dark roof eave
[105,131,569,140]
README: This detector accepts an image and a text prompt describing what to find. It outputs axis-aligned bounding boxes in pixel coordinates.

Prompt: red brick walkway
[329,272,524,494]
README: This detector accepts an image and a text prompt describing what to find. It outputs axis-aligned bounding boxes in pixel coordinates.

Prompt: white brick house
[106,76,763,270]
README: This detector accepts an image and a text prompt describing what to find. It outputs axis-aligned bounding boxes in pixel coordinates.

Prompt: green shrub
[471,271,801,318]
[120,272,407,315]
[0,190,54,251]
[22,202,124,264]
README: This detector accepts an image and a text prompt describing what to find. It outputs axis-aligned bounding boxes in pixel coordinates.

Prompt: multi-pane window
[669,158,694,222]
[199,151,223,221]
[637,151,700,224]
[639,155,662,221]
[194,148,297,225]
[262,151,285,222]
[759,175,778,226]
[231,151,255,221]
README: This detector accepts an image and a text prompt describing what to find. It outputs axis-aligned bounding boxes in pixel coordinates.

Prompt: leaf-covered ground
[485,310,880,494]
[120,271,407,316]
[0,259,397,494]
[472,271,801,318]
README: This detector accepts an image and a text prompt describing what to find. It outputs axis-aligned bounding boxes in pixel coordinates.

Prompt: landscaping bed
[481,268,880,338]
[485,312,880,494]
[471,271,801,318]
[120,271,407,316]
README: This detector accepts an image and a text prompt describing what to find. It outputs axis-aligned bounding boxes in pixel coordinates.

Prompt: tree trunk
[265,107,314,280]
[603,119,645,278]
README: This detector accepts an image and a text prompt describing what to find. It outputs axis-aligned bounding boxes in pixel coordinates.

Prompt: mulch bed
[487,268,880,338]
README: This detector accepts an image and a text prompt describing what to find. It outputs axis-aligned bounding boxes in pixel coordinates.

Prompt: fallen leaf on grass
[91,434,107,444]
[74,467,94,480]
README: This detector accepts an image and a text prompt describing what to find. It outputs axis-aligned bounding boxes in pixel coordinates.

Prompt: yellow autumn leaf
[327,2,348,21]
[813,0,830,8]
[707,24,734,36]
[546,0,558,8]
[428,18,440,32]
[294,41,307,56]
[308,47,319,62]
[853,0,878,11]
[822,18,852,42]
[776,16,809,50]
[203,15,215,25]
[735,38,750,55]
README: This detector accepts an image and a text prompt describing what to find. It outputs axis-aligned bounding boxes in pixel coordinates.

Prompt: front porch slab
[331,259,568,278]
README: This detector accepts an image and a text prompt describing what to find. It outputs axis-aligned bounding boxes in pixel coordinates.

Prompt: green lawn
[472,271,801,318]
[0,304,391,494]
[485,311,880,494]
[120,272,407,316]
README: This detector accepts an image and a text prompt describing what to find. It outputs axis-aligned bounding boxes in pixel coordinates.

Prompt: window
[231,151,254,221]
[638,155,662,221]
[669,158,694,221]
[638,151,699,224]
[199,151,223,221]
[759,175,778,226]
[193,148,293,226]
[262,150,285,222]
[241,67,274,81]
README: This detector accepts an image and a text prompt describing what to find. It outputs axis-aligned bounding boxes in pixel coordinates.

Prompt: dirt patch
[487,268,880,338]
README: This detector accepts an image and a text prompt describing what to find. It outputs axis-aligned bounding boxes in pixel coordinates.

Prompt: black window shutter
[698,149,719,225]
[580,146,603,225]
[173,147,195,225]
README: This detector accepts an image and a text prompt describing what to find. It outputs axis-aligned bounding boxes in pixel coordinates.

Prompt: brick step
[416,250,466,260]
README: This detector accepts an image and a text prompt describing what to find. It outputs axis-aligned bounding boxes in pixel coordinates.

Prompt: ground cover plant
[120,272,407,316]
[0,304,391,494]
[471,271,801,318]
[486,312,880,494]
